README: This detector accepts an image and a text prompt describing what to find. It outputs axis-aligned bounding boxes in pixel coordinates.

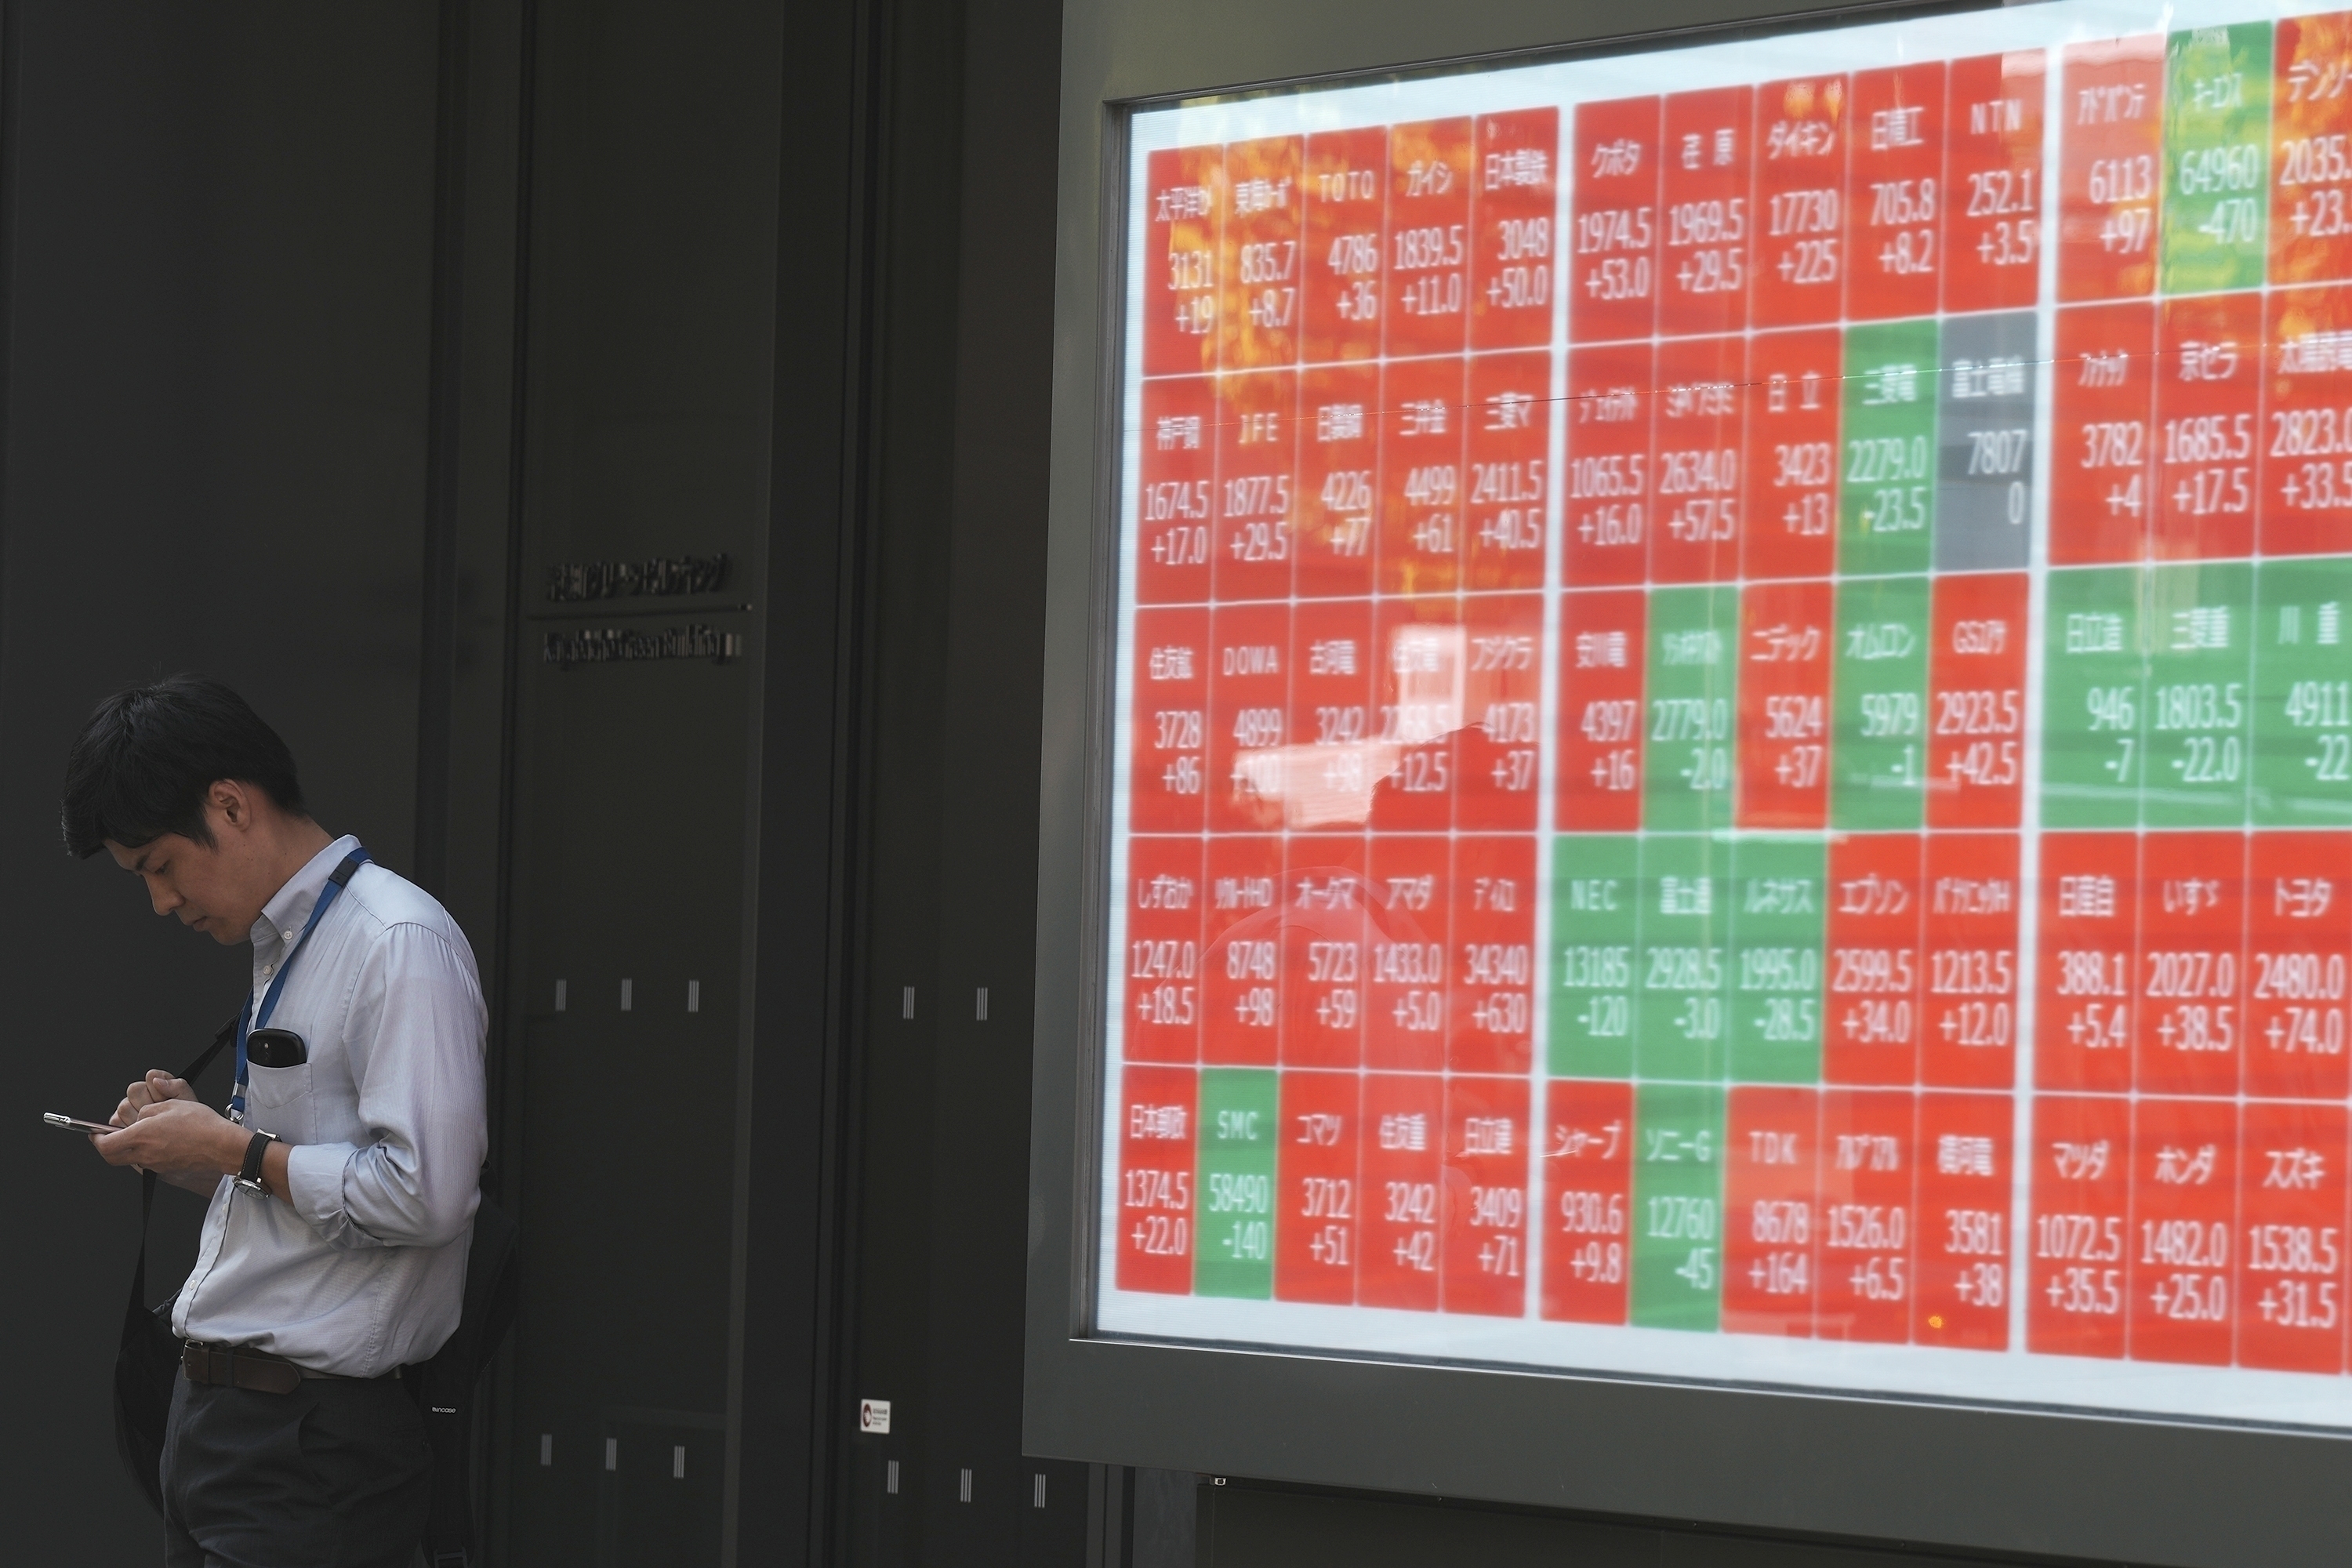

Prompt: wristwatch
[236,1130,281,1195]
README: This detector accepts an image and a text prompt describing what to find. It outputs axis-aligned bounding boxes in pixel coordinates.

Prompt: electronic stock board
[1095,0,2352,1437]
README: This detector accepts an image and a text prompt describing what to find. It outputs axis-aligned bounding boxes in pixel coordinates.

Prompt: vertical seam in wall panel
[0,0,23,698]
[483,1,538,1562]
[410,0,473,896]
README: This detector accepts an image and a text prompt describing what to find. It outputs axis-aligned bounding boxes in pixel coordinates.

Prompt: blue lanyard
[230,847,369,1121]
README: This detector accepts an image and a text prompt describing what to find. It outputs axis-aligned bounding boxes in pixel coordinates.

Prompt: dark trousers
[161,1367,430,1568]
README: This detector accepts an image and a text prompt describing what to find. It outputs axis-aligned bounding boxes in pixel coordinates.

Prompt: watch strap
[237,1130,278,1193]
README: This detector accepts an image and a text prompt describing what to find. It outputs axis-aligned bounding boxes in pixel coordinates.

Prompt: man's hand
[100,1072,288,1198]
[116,1069,197,1126]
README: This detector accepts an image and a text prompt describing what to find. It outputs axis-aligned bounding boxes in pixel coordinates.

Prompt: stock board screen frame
[1025,0,2352,1558]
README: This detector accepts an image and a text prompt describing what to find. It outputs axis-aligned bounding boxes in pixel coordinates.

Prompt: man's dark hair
[60,674,308,858]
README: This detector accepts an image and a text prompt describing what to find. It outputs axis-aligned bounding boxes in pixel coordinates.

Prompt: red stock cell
[2263,284,2352,557]
[1369,597,1461,833]
[2057,38,2163,303]
[1303,128,1388,365]
[2128,1096,2238,1366]
[1751,75,1850,328]
[1123,836,1204,1065]
[1569,96,1661,345]
[1289,597,1375,836]
[2026,1093,2132,1358]
[1282,837,1370,1069]
[2134,832,2248,1098]
[1363,835,1450,1073]
[1116,1065,1200,1294]
[1926,572,2029,828]
[1213,370,1298,602]
[1922,831,2020,1089]
[1127,606,1208,833]
[1740,327,1841,580]
[2272,13,2352,290]
[1201,834,1283,1067]
[1218,136,1304,371]
[2051,302,2154,564]
[1470,108,1559,351]
[1207,602,1291,833]
[2154,290,2262,561]
[1456,594,1544,832]
[1295,362,1379,597]
[1463,351,1551,591]
[1385,118,1473,359]
[1134,376,1215,604]
[2237,1099,2350,1374]
[1565,340,1653,587]
[2245,830,2352,1100]
[1650,333,1745,584]
[1736,579,1833,829]
[1442,1075,1534,1315]
[1824,833,1924,1086]
[1659,86,1755,339]
[1814,1088,1915,1343]
[1449,836,1536,1075]
[1276,1070,1361,1304]
[1359,1072,1444,1310]
[1143,146,1223,377]
[1722,1086,1820,1338]
[2036,833,2140,1092]
[1378,354,1467,596]
[1541,1079,1634,1323]
[1912,1091,2014,1351]
[1843,62,1945,322]
[1943,49,2047,314]
[1555,589,1646,832]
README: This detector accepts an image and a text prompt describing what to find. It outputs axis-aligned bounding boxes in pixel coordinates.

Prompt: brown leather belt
[181,1341,398,1394]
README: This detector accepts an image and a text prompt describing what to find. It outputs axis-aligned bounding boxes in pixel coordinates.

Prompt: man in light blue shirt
[65,673,487,1568]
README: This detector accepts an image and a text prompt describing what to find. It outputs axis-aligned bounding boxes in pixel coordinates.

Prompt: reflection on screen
[1101,0,2352,1430]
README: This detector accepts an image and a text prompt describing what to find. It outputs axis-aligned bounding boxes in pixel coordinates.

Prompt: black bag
[412,1192,519,1566]
[111,1018,521,1568]
[113,1015,236,1515]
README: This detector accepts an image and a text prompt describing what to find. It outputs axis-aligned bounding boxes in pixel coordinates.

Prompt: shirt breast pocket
[244,1061,314,1145]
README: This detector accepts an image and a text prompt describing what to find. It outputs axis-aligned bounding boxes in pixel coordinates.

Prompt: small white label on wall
[859,1398,891,1434]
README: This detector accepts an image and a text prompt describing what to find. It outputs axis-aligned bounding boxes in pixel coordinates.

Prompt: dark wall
[836,0,1077,1556]
[0,5,445,1561]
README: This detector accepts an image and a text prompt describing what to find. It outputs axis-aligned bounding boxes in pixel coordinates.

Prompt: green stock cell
[1728,837,1826,1083]
[1642,586,1740,833]
[1632,833,1730,1082]
[1551,834,1641,1078]
[2252,557,2352,826]
[1830,575,1930,829]
[1838,318,1939,577]
[1630,1082,1726,1330]
[2143,561,2253,827]
[1193,1068,1278,1298]
[2161,24,2272,295]
[2042,565,2148,827]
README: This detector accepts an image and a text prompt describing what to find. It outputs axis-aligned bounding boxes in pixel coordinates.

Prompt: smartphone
[43,1112,118,1135]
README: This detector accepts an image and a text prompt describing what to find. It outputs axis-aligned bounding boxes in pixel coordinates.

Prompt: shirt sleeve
[283,922,487,1250]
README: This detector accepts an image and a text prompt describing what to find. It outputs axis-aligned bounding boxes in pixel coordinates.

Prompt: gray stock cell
[1934,310,2038,572]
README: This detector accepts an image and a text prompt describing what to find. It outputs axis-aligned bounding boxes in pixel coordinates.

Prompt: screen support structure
[1032,0,2352,1561]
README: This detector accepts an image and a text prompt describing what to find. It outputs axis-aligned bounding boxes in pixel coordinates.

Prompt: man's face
[105,805,259,946]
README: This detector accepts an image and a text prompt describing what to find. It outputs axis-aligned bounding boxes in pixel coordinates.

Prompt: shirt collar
[250,833,362,960]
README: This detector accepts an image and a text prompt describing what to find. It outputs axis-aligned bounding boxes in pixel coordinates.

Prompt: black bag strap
[130,1014,241,1308]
